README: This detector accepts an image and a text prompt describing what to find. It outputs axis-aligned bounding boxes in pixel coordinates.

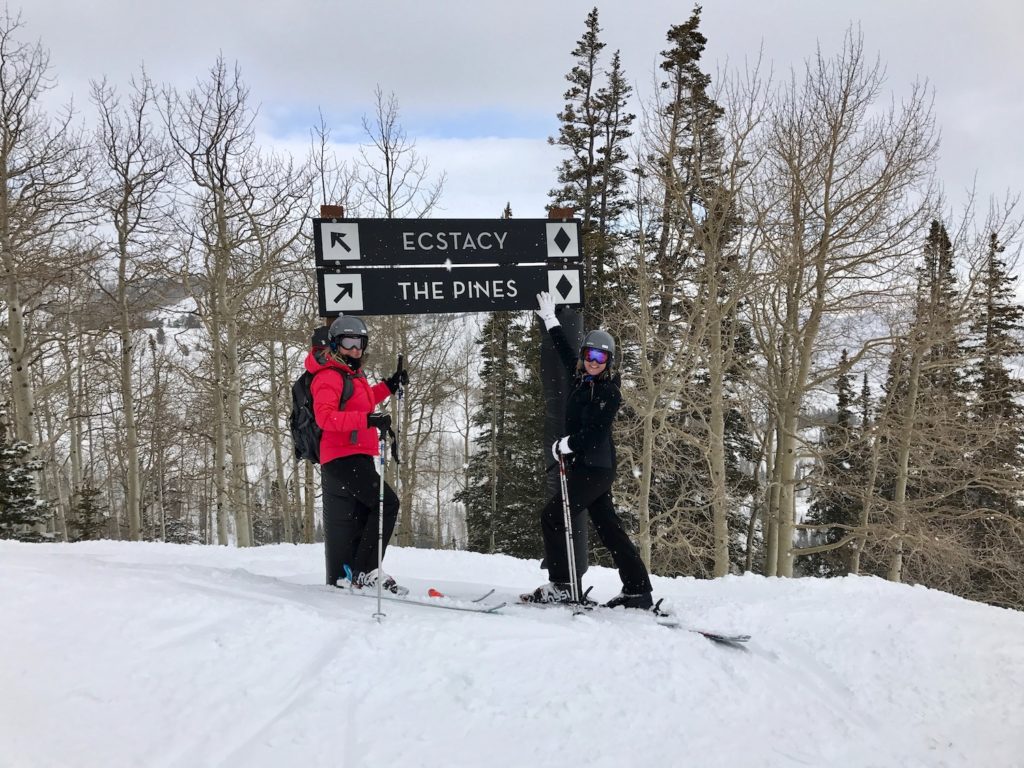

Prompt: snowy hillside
[2,541,1023,768]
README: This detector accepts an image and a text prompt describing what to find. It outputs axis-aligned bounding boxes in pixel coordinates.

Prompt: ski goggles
[334,335,367,351]
[582,347,609,364]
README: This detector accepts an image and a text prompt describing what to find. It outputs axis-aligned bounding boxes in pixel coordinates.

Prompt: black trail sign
[313,218,582,266]
[313,217,584,316]
[317,265,583,316]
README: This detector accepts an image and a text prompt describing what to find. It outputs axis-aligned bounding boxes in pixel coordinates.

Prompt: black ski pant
[540,466,652,595]
[322,454,399,585]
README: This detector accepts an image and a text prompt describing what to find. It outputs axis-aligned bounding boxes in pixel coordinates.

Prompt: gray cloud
[20,0,1024,218]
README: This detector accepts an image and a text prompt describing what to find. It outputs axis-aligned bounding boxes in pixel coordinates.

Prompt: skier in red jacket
[307,315,408,594]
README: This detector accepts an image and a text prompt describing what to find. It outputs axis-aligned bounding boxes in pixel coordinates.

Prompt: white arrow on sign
[320,222,362,261]
[548,269,581,304]
[322,273,364,312]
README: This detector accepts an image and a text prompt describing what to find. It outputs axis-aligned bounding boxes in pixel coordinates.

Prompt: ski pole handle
[397,354,404,374]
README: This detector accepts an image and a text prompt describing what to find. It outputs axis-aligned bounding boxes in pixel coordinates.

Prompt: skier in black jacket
[522,292,654,609]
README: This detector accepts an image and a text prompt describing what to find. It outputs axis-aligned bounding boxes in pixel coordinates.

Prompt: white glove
[535,291,559,330]
[551,436,573,461]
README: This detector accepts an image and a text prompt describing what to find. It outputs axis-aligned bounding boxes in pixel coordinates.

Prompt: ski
[653,621,751,647]
[516,592,750,646]
[334,586,506,615]
[650,599,750,646]
[427,587,496,604]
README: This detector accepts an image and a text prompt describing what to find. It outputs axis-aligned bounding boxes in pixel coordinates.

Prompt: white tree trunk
[118,281,142,541]
[888,348,924,582]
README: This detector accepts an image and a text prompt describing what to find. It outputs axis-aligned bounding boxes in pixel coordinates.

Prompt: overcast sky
[18,0,1024,220]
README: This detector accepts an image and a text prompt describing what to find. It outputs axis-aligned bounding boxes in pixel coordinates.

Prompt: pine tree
[458,314,545,559]
[0,406,50,541]
[911,221,972,531]
[67,483,108,542]
[165,517,199,545]
[548,7,634,325]
[614,7,756,577]
[647,5,725,310]
[859,372,873,431]
[967,233,1024,507]
[918,221,967,397]
[251,498,275,546]
[804,351,861,576]
[871,221,974,582]
[962,233,1024,605]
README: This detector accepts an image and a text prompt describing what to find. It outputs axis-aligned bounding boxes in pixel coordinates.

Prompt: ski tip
[427,588,445,598]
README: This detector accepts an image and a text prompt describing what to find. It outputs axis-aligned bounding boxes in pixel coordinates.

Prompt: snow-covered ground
[2,540,1023,768]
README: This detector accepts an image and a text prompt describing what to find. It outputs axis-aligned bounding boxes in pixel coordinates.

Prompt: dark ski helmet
[310,325,330,349]
[328,315,369,351]
[580,329,615,362]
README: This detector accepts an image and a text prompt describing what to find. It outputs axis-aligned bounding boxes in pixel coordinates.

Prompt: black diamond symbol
[553,227,572,253]
[556,275,573,299]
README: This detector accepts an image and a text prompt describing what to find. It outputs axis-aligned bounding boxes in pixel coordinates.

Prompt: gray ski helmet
[580,329,615,361]
[328,315,369,350]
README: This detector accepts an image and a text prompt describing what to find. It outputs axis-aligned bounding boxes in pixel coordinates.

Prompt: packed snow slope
[2,541,1023,768]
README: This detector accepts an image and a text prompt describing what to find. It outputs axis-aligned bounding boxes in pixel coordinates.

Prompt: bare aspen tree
[450,332,478,546]
[58,327,86,533]
[0,13,91,450]
[613,177,686,569]
[311,109,362,215]
[164,57,311,546]
[748,31,937,576]
[611,16,759,577]
[358,86,444,220]
[35,381,69,540]
[637,53,767,576]
[265,304,295,543]
[375,314,466,546]
[91,72,172,541]
[354,87,451,547]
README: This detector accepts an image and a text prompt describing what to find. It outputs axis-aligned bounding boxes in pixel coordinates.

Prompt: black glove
[366,412,392,433]
[385,368,410,394]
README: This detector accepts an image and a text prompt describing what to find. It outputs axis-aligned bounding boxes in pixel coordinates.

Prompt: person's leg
[539,467,589,582]
[539,493,570,584]
[328,455,400,580]
[588,491,653,595]
[540,468,613,586]
[321,460,368,585]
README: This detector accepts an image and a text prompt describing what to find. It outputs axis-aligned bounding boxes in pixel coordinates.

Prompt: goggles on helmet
[583,347,609,364]
[333,335,367,351]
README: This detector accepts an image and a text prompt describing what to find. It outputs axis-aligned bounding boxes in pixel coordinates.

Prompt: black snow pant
[322,454,399,585]
[540,466,652,595]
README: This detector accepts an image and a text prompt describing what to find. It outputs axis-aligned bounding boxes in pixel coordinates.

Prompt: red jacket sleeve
[370,381,392,408]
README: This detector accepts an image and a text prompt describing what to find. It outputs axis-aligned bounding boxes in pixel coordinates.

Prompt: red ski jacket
[304,351,392,465]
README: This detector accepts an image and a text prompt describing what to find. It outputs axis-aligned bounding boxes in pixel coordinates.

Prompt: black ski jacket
[550,325,621,470]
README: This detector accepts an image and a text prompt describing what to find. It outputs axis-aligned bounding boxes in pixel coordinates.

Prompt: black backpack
[290,368,355,464]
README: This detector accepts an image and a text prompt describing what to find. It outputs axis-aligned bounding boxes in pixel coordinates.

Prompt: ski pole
[394,354,404,493]
[558,452,580,604]
[374,425,388,621]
